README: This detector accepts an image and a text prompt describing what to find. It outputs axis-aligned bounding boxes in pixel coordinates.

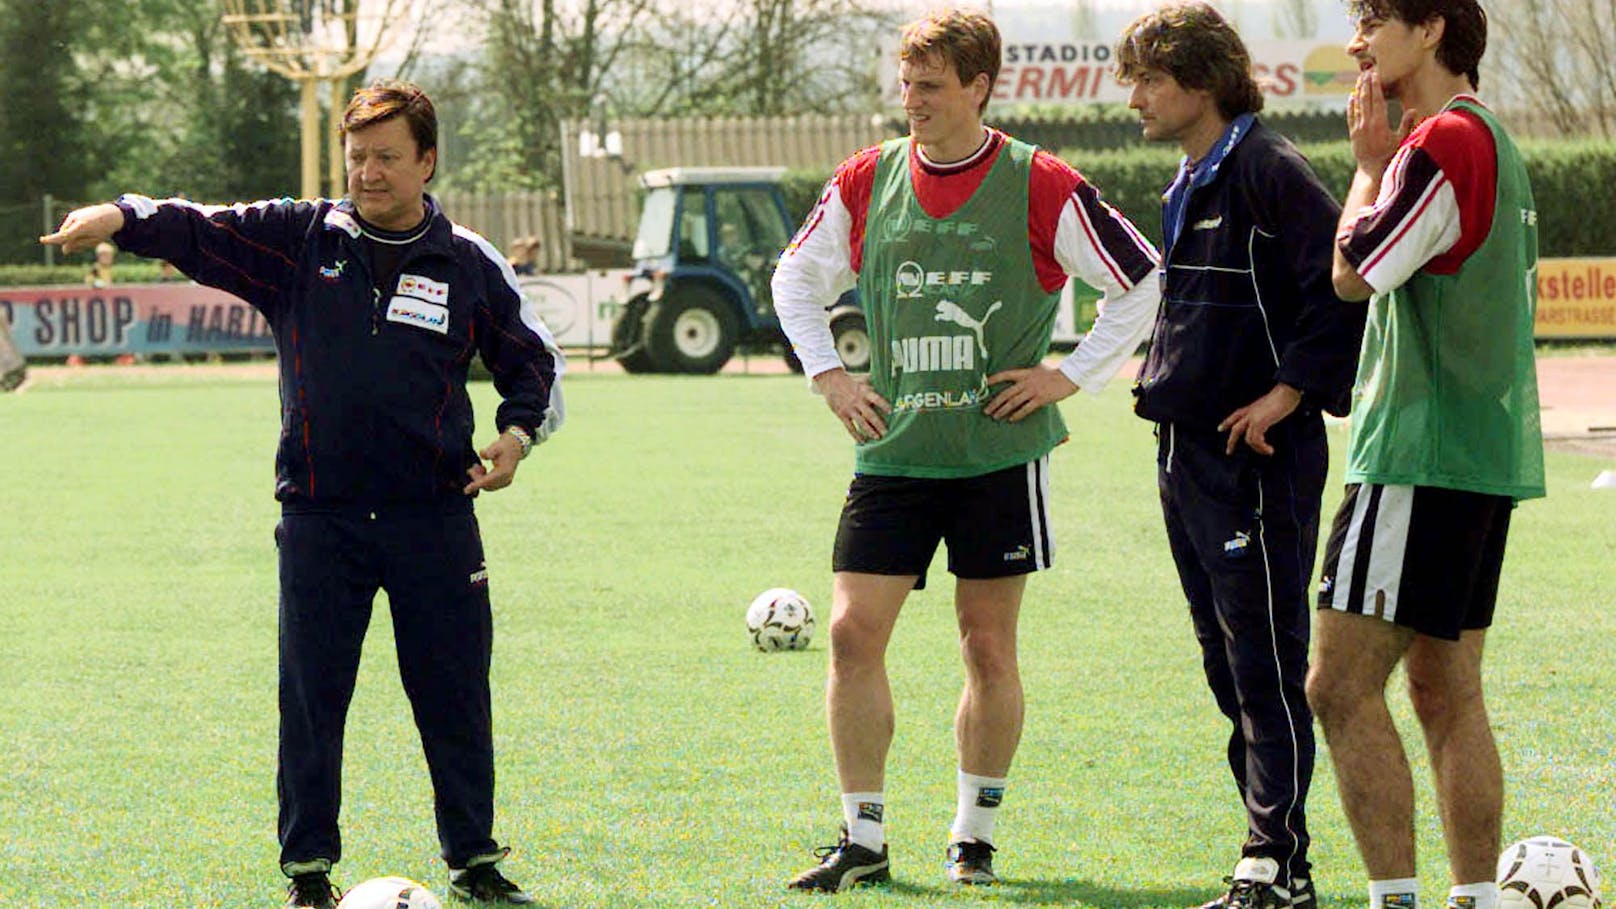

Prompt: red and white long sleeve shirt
[1339,95,1500,292]
[773,128,1161,390]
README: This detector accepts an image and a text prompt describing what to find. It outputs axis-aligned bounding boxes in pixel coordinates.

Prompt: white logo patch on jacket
[387,273,451,335]
[387,297,449,334]
[397,273,449,304]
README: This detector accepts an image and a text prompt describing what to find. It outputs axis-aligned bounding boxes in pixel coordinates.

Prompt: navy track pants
[275,506,498,871]
[1157,418,1325,881]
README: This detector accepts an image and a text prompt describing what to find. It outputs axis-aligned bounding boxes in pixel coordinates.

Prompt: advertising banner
[0,283,274,357]
[8,259,1606,358]
[981,39,1356,105]
[0,271,640,358]
[879,4,1360,108]
[516,270,636,350]
[1536,258,1616,339]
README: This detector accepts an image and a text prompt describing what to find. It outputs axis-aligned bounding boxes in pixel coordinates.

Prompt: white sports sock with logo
[841,792,885,852]
[1370,878,1421,909]
[949,770,1007,845]
[1448,882,1498,909]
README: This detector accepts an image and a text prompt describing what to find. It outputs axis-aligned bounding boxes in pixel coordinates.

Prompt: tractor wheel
[611,294,655,373]
[646,287,738,374]
[829,309,871,374]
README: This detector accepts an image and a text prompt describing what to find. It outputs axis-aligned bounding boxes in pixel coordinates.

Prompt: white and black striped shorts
[1317,483,1514,640]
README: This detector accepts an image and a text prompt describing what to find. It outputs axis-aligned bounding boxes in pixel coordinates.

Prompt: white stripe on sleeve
[1357,164,1462,295]
[454,224,567,441]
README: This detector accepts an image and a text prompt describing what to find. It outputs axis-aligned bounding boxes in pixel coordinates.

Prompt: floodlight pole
[301,78,322,199]
[329,77,347,198]
[221,0,400,200]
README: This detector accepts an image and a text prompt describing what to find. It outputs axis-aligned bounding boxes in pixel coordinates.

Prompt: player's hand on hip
[984,365,1078,422]
[814,367,890,442]
[1218,383,1302,456]
[39,203,126,255]
[464,433,524,494]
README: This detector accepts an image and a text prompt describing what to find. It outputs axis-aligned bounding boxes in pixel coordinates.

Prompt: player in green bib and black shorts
[771,7,1161,893]
[1306,5,1545,909]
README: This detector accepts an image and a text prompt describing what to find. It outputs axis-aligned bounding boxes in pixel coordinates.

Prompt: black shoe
[1198,879,1290,909]
[0,368,24,393]
[946,840,998,885]
[1290,875,1316,909]
[448,863,535,904]
[788,828,892,892]
[284,872,339,909]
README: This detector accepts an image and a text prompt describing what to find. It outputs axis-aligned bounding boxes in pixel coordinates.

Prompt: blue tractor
[610,167,867,374]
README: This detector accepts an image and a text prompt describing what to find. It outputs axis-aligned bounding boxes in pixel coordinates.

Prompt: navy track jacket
[1133,117,1363,428]
[113,194,564,508]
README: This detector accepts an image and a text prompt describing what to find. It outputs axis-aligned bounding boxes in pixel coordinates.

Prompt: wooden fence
[437,114,893,270]
[561,113,894,245]
[434,189,573,273]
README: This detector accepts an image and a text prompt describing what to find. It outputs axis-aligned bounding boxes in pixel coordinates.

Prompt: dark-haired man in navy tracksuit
[1115,6,1365,909]
[42,80,560,909]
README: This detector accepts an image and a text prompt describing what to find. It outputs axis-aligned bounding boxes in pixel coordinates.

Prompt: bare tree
[728,0,895,116]
[446,0,893,190]
[607,0,894,117]
[1272,0,1317,38]
[1068,0,1098,41]
[447,0,663,189]
[1489,0,1616,138]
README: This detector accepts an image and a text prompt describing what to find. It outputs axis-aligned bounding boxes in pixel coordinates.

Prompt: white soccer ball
[337,876,443,909]
[745,588,815,652]
[1498,836,1603,909]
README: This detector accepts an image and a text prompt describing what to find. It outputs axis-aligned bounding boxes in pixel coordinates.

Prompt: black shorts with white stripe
[832,456,1053,591]
[1317,483,1514,640]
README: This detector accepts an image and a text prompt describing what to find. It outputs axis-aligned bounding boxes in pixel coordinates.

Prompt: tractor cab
[610,166,866,374]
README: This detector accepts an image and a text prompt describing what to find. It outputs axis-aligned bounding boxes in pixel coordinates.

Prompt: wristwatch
[503,425,533,459]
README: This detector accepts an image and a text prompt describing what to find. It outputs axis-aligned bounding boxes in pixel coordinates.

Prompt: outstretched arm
[43,195,320,318]
[40,203,125,255]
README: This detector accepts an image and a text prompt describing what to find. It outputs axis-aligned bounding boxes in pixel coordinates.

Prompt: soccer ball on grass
[745,588,815,651]
[1498,836,1602,909]
[337,876,443,909]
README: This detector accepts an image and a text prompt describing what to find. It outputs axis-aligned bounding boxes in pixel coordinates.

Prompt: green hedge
[783,138,1616,258]
[993,106,1348,152]
[1516,139,1616,257]
[0,261,164,287]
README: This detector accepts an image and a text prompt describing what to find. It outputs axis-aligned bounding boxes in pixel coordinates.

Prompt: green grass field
[2,368,1612,909]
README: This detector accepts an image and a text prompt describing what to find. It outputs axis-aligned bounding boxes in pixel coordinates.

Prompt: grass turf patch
[1,371,1612,908]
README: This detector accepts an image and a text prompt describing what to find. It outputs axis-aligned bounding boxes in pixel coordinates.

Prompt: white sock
[1449,882,1498,909]
[1370,878,1421,909]
[841,792,885,852]
[949,770,1007,846]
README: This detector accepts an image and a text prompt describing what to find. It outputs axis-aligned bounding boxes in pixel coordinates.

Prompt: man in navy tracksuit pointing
[42,80,561,908]
[1115,6,1365,909]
